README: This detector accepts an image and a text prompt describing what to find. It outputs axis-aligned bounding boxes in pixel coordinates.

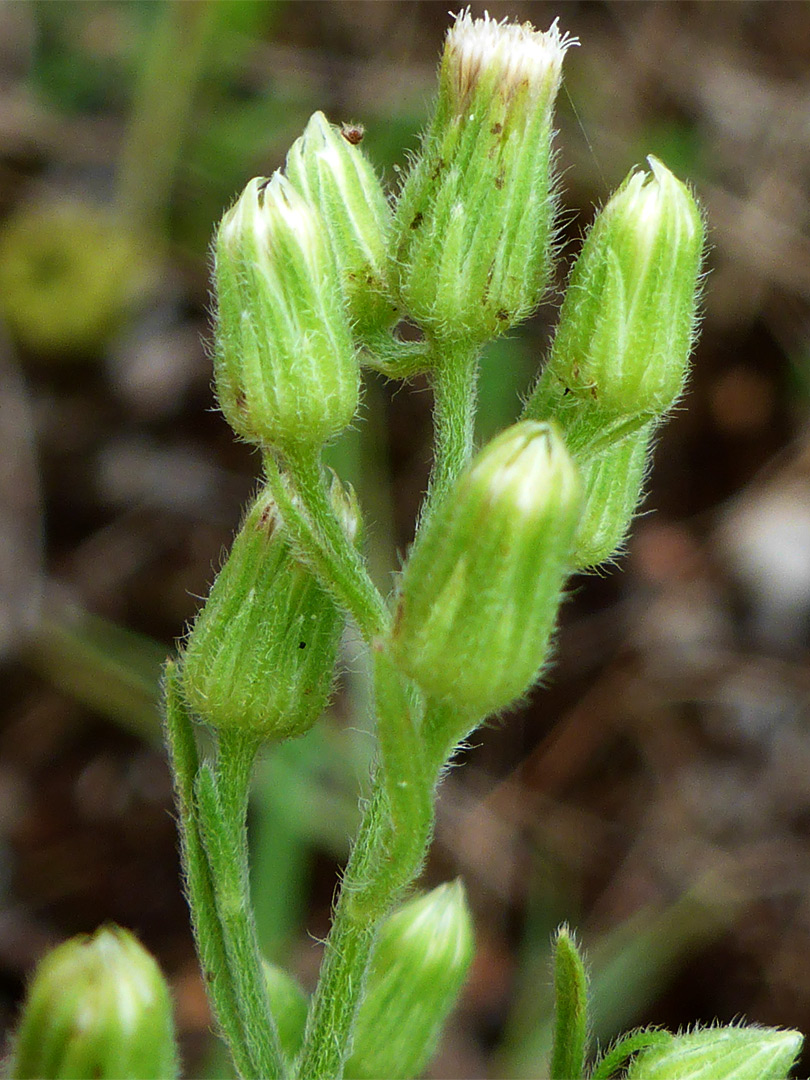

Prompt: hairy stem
[296,673,442,1080]
[162,666,257,1080]
[419,342,480,533]
[264,448,390,642]
[195,729,287,1079]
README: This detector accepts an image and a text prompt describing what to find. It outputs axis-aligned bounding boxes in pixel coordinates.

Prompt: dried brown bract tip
[340,122,365,145]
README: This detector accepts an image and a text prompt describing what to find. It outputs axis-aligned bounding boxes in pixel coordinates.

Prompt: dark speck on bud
[392,10,576,346]
[181,481,361,742]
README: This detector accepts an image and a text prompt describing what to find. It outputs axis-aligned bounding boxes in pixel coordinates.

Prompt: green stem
[264,447,390,641]
[419,341,480,533]
[296,684,444,1079]
[162,665,257,1080]
[116,0,217,237]
[589,1030,674,1080]
[361,329,432,379]
[195,730,287,1080]
[293,785,394,1080]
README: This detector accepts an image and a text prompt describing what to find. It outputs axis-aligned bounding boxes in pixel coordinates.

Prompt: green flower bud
[213,172,360,449]
[261,962,308,1062]
[181,478,360,741]
[285,111,395,338]
[393,12,574,345]
[572,423,653,570]
[345,880,474,1080]
[536,157,704,421]
[391,421,581,717]
[626,1025,803,1080]
[8,926,177,1080]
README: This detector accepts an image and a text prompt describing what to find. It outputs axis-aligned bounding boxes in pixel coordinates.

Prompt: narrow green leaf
[550,925,589,1080]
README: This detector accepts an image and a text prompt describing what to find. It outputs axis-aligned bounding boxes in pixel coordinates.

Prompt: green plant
[9,10,800,1080]
[159,10,804,1079]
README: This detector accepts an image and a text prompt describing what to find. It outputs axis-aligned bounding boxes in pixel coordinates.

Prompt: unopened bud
[8,927,177,1080]
[626,1025,803,1080]
[181,479,360,741]
[213,173,359,448]
[286,111,395,338]
[535,157,704,420]
[393,12,574,346]
[345,880,474,1080]
[391,421,581,717]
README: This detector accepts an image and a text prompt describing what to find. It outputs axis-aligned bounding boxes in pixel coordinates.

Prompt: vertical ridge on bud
[181,480,361,741]
[625,1025,803,1080]
[286,111,395,337]
[530,156,704,422]
[345,880,475,1080]
[393,11,575,345]
[8,927,177,1080]
[522,157,703,569]
[214,172,359,449]
[571,423,653,569]
[391,421,581,717]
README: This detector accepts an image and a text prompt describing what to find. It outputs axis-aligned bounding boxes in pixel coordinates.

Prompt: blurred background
[2,1,810,1076]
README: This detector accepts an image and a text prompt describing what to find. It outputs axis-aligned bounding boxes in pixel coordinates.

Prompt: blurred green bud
[181,477,360,741]
[0,201,152,359]
[213,173,360,449]
[626,1025,803,1080]
[534,157,704,421]
[261,962,308,1062]
[285,111,396,338]
[391,421,581,718]
[345,880,474,1080]
[571,423,653,570]
[8,926,177,1080]
[392,12,574,346]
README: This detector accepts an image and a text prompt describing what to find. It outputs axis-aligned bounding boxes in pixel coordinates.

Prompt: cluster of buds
[199,7,705,738]
[176,9,721,1080]
[213,113,392,452]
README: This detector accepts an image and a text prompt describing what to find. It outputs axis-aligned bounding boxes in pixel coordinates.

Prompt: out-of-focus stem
[116,0,217,236]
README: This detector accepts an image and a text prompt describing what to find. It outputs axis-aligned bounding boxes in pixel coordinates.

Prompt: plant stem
[264,447,390,641]
[419,341,480,533]
[297,679,447,1079]
[116,0,216,237]
[162,665,258,1080]
[294,785,395,1080]
[195,730,287,1080]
